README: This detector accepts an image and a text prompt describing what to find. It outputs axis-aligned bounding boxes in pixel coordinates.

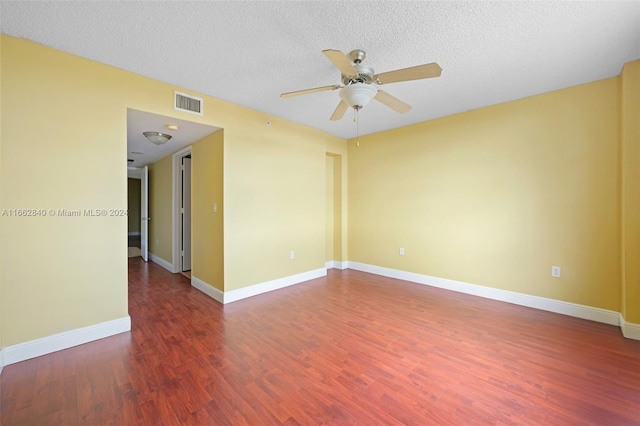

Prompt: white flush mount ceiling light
[143,131,172,145]
[339,83,377,110]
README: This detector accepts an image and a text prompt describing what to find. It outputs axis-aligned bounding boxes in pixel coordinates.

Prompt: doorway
[172,147,193,277]
[127,166,147,259]
[127,176,142,256]
[126,108,220,277]
[181,155,192,277]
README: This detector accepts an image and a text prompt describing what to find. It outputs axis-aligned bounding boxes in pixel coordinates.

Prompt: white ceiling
[127,109,219,168]
[2,1,639,139]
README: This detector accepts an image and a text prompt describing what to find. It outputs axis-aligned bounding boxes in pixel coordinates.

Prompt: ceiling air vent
[174,91,203,116]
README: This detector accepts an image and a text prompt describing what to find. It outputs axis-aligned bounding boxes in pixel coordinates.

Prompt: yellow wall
[620,60,640,323]
[192,130,224,290]
[148,156,173,263]
[325,155,335,261]
[224,119,324,290]
[326,139,348,263]
[332,155,343,260]
[349,78,620,311]
[0,35,347,347]
[0,35,3,351]
[2,32,631,353]
[1,36,129,345]
[127,178,141,234]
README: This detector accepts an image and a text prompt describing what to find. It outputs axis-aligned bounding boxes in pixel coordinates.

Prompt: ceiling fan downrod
[348,49,366,64]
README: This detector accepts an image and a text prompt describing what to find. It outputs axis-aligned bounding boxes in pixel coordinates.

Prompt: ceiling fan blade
[374,90,412,114]
[280,85,342,98]
[330,100,349,121]
[374,63,442,85]
[322,49,358,77]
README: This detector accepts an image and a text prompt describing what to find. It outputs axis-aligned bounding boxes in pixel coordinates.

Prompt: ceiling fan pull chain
[356,107,360,148]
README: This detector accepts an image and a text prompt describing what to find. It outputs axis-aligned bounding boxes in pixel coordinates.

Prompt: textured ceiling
[2,1,639,139]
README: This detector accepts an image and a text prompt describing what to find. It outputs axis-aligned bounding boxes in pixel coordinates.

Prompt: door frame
[172,146,192,273]
[141,165,149,261]
[181,156,192,271]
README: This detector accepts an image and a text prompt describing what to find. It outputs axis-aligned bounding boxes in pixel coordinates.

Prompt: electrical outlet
[551,266,561,278]
[399,247,405,256]
[290,251,295,260]
[213,203,217,213]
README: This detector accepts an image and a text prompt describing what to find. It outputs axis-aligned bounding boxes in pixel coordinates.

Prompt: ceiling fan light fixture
[143,131,172,145]
[339,83,377,109]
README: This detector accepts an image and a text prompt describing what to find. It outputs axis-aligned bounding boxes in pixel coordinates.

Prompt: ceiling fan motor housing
[342,64,375,85]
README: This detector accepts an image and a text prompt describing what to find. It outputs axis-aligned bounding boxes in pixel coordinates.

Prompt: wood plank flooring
[1,258,639,425]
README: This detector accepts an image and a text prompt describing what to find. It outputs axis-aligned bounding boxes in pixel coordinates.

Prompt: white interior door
[141,165,149,262]
[182,158,192,271]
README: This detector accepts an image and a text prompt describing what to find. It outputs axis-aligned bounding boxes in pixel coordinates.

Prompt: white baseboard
[348,262,621,327]
[224,268,327,304]
[0,348,4,375]
[620,314,640,340]
[192,276,224,303]
[325,261,348,270]
[191,268,326,304]
[1,316,131,369]
[128,231,141,236]
[148,252,175,273]
[334,261,348,270]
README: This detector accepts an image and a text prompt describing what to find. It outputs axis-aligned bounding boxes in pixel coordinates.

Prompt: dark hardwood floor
[2,258,639,425]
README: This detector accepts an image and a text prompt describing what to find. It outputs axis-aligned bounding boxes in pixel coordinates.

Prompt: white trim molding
[0,348,5,375]
[348,262,622,327]
[620,315,640,340]
[127,167,143,180]
[2,316,131,368]
[225,268,326,303]
[192,268,327,305]
[325,261,348,270]
[191,276,224,303]
[149,252,175,273]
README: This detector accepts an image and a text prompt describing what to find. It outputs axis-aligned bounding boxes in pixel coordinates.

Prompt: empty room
[1,1,639,424]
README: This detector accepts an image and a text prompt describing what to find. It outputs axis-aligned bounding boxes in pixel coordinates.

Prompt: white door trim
[141,165,149,262]
[182,157,192,271]
[172,146,192,273]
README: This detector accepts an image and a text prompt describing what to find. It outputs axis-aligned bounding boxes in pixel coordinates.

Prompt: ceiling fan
[280,49,442,121]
